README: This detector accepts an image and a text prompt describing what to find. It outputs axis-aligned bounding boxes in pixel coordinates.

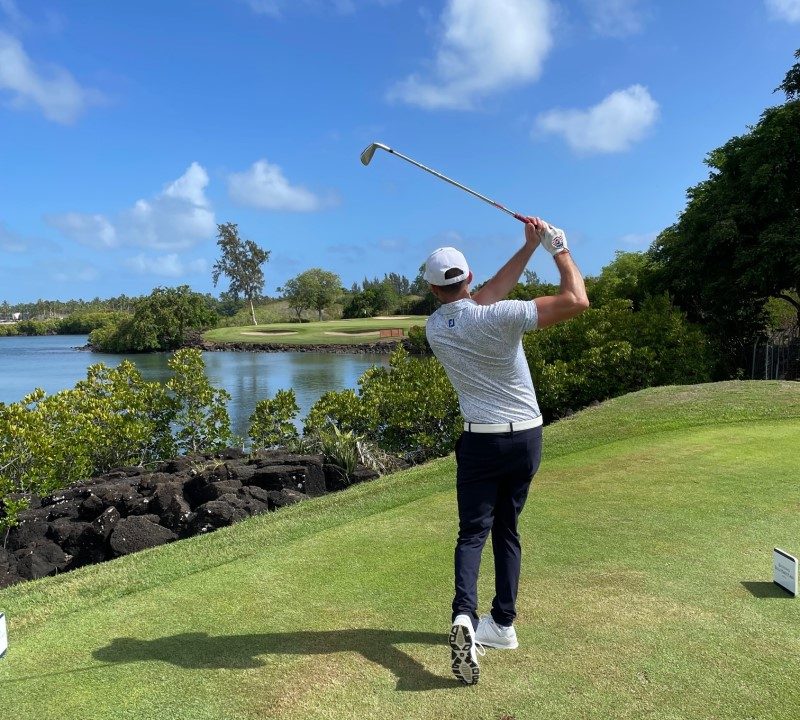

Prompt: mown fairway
[1,381,799,719]
[205,316,428,345]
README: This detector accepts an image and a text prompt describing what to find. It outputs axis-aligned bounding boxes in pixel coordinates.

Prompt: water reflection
[0,336,388,438]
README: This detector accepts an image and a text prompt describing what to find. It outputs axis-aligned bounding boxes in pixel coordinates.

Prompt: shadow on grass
[92,630,455,691]
[741,581,795,598]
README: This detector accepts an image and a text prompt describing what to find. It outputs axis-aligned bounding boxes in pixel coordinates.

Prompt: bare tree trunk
[250,297,257,326]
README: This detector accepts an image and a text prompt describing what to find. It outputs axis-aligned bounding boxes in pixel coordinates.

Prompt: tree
[282,269,341,321]
[89,286,217,352]
[212,222,270,326]
[651,48,800,375]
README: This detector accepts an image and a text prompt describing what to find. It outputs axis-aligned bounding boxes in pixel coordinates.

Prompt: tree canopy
[212,223,270,326]
[280,268,342,321]
[651,48,800,374]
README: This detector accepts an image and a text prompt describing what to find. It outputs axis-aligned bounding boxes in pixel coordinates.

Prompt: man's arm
[472,217,544,306]
[534,250,590,329]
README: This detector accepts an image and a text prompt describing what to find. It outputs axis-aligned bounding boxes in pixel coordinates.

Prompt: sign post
[773,548,798,596]
[0,612,7,658]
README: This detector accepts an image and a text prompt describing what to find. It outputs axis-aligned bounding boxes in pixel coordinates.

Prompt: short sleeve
[492,300,538,335]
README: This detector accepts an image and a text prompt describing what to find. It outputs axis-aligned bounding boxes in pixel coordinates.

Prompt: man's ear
[428,283,440,300]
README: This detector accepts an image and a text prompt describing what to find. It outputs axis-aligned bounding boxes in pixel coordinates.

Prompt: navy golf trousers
[452,426,542,628]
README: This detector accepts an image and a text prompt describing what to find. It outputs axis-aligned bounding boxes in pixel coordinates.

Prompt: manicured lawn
[205,316,428,345]
[1,381,799,719]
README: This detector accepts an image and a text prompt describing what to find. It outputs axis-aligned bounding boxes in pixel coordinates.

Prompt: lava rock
[92,506,121,539]
[79,492,105,521]
[5,512,50,551]
[189,499,249,534]
[14,540,72,580]
[0,548,22,588]
[266,488,309,510]
[109,516,178,557]
[248,465,307,492]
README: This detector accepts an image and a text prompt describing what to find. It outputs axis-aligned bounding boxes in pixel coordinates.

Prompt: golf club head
[360,142,391,166]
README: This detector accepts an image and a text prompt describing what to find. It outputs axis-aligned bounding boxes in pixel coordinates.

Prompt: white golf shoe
[475,614,519,650]
[449,614,484,685]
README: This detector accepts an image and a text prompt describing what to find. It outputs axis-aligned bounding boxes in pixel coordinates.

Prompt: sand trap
[324,330,380,337]
[241,331,299,336]
[374,315,410,319]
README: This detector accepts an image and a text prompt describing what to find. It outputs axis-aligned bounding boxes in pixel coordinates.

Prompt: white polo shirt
[425,298,542,424]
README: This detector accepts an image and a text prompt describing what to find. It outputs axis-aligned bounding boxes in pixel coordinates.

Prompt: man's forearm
[472,243,536,305]
[554,251,589,306]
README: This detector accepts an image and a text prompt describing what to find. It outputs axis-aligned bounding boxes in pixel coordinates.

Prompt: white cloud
[765,0,800,22]
[584,0,645,37]
[228,159,327,212]
[535,84,659,154]
[126,253,208,278]
[46,213,117,249]
[0,31,99,124]
[387,0,554,110]
[48,163,216,250]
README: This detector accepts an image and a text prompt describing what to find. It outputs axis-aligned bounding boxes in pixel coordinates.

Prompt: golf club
[360,142,530,225]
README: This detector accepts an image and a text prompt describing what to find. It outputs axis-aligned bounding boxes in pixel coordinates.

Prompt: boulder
[183,475,241,507]
[323,464,350,493]
[109,516,178,557]
[92,506,121,539]
[349,467,380,485]
[188,499,249,534]
[0,548,22,589]
[218,447,245,461]
[47,519,106,566]
[92,483,139,513]
[267,488,309,510]
[5,511,50,551]
[79,492,105,521]
[248,465,307,493]
[14,540,72,580]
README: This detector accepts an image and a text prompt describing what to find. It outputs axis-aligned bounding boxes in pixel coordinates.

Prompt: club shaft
[383,147,526,223]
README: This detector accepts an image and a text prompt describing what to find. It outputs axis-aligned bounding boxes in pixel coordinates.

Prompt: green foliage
[652,48,800,375]
[248,389,300,450]
[304,347,460,460]
[212,222,270,325]
[524,296,712,419]
[587,251,655,309]
[90,286,218,352]
[0,362,177,534]
[167,349,232,454]
[281,268,342,321]
[406,324,431,354]
[57,310,130,334]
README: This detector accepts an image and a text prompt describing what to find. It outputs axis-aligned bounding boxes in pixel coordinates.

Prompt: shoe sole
[449,623,480,686]
[475,638,518,650]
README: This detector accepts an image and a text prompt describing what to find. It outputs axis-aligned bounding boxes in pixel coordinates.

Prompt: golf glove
[539,224,568,256]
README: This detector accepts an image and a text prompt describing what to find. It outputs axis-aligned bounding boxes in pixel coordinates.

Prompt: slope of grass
[1,381,799,719]
[205,316,427,345]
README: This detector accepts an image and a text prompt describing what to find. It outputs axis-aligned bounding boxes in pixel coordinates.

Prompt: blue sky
[0,0,798,303]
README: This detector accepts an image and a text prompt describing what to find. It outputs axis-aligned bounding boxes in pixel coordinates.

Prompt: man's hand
[523,217,547,249]
[523,218,568,256]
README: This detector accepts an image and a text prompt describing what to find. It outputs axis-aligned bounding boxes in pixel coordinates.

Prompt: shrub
[304,347,460,461]
[167,349,232,454]
[249,389,300,449]
[406,324,431,354]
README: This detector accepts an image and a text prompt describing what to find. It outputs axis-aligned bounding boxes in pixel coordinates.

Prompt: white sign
[0,613,7,658]
[773,548,798,596]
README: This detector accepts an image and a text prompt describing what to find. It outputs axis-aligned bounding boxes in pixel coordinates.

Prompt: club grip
[513,213,532,224]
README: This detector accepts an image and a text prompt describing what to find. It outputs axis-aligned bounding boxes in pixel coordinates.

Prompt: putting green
[204,316,427,345]
[1,381,799,719]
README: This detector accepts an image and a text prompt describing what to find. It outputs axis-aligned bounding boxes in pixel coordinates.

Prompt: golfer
[423,218,589,685]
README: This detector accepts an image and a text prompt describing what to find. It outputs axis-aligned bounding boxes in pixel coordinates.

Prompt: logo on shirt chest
[448,319,455,328]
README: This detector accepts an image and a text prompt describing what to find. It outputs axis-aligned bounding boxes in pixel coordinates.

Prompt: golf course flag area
[1,381,798,719]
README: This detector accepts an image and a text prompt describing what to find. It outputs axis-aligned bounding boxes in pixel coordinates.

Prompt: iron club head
[360,142,391,166]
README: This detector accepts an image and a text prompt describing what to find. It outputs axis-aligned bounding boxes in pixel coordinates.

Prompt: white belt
[463,417,543,433]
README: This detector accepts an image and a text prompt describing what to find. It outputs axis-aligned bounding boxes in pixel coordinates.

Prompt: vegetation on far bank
[2,382,798,719]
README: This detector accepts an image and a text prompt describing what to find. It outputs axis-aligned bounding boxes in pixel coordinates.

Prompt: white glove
[539,223,568,256]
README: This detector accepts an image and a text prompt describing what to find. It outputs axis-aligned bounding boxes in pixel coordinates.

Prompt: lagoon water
[0,335,388,438]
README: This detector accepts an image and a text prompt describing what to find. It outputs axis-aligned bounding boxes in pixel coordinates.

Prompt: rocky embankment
[0,450,378,589]
[192,338,410,355]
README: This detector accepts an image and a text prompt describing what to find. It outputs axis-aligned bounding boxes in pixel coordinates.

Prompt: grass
[1,380,799,719]
[205,316,428,346]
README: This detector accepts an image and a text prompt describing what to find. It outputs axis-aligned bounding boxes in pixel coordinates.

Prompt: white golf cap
[423,247,470,286]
